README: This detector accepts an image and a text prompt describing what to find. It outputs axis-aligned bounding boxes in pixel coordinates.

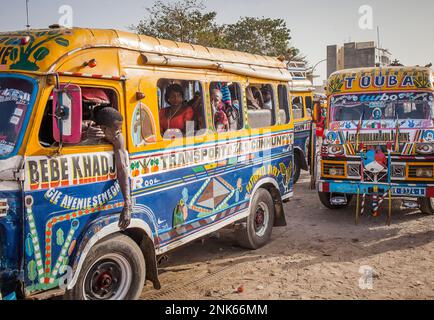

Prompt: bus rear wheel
[237,188,275,250]
[418,197,434,215]
[64,234,145,300]
[318,192,352,209]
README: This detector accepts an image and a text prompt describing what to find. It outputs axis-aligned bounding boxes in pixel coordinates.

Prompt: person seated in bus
[93,107,132,230]
[210,88,229,132]
[246,86,262,109]
[159,83,201,136]
[262,89,273,110]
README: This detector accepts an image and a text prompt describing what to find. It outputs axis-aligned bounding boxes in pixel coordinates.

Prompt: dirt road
[140,173,434,300]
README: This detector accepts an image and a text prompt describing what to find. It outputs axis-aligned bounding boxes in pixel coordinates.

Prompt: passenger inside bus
[292,96,305,119]
[262,89,273,110]
[210,88,229,132]
[158,81,203,137]
[38,87,118,147]
[246,84,275,128]
[210,82,243,132]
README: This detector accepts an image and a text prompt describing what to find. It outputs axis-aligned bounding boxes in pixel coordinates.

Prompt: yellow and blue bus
[0,27,296,299]
[288,62,315,183]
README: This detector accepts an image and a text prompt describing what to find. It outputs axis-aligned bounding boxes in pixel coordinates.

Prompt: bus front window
[330,92,433,123]
[0,76,35,157]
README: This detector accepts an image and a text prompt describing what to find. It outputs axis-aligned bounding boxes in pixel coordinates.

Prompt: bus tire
[418,198,434,215]
[237,188,275,250]
[64,234,145,300]
[318,192,352,209]
[293,153,302,184]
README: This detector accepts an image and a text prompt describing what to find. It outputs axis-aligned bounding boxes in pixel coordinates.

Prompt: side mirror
[312,102,322,124]
[53,84,82,144]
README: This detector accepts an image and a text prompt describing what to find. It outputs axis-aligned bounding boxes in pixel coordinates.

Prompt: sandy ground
[140,173,434,300]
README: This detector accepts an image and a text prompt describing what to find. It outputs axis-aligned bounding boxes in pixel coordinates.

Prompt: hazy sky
[1,0,433,84]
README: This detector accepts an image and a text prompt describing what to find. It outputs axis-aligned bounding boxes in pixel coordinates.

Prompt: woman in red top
[159,84,200,136]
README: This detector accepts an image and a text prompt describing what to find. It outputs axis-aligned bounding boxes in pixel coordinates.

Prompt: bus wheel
[65,234,145,300]
[237,188,275,250]
[418,198,434,215]
[318,192,352,209]
[293,153,301,184]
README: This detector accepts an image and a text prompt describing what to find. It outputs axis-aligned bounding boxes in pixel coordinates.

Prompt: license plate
[392,187,426,196]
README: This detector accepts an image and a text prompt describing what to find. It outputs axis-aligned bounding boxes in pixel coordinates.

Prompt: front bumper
[318,180,434,198]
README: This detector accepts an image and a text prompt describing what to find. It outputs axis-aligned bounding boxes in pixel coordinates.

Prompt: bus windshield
[0,76,35,157]
[330,91,434,122]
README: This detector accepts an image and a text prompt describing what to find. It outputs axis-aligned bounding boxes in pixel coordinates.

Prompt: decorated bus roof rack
[287,61,314,91]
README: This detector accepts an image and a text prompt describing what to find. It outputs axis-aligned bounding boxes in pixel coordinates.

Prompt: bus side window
[131,102,156,146]
[277,84,290,124]
[38,86,119,147]
[305,96,313,117]
[246,83,275,128]
[157,79,205,138]
[292,96,305,120]
[209,82,243,132]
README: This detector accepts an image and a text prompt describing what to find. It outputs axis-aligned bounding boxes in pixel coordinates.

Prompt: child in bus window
[210,88,229,132]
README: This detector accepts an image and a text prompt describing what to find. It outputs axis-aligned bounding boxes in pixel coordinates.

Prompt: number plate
[392,187,426,196]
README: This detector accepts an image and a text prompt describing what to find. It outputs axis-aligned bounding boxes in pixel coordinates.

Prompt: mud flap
[269,187,286,227]
[139,237,161,290]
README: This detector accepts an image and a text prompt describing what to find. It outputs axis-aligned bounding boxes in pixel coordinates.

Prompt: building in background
[326,41,392,78]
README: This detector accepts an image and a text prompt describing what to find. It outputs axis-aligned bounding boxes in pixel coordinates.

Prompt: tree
[131,0,224,47]
[222,17,304,62]
[131,0,304,62]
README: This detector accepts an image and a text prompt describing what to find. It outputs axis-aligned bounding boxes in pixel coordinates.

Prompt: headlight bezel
[327,144,344,155]
[415,143,434,155]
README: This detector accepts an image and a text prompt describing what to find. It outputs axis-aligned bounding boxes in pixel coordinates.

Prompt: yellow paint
[0,27,295,158]
[405,162,434,181]
[321,160,347,179]
[327,66,434,95]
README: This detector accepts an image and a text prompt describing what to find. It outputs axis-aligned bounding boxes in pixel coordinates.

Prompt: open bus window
[246,84,275,128]
[292,96,305,119]
[157,79,205,138]
[277,85,290,124]
[131,102,156,146]
[209,82,243,132]
[38,86,119,147]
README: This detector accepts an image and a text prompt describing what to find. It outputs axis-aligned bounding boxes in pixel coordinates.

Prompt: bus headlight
[416,168,433,178]
[415,143,434,154]
[329,167,344,176]
[327,145,344,155]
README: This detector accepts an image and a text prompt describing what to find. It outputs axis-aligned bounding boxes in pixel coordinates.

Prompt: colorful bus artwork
[0,27,297,300]
[318,66,434,221]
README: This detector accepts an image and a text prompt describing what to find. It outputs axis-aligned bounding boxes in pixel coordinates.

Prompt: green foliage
[223,17,303,61]
[131,0,304,62]
[132,0,224,47]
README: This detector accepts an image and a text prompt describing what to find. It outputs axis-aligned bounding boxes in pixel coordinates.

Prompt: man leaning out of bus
[92,107,132,230]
